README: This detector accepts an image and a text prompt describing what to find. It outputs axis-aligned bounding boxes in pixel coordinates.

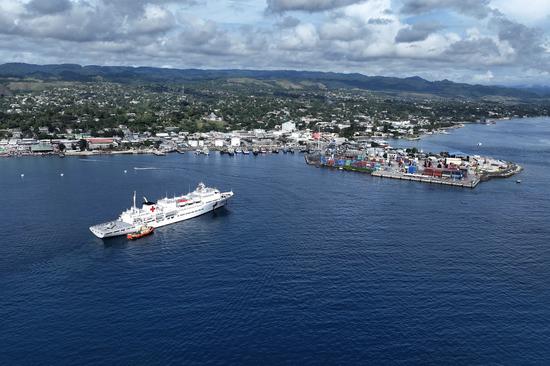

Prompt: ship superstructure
[90,183,233,238]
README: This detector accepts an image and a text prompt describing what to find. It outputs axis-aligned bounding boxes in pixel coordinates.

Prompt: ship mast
[133,191,136,210]
[318,125,320,151]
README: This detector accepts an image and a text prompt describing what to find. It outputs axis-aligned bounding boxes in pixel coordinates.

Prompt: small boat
[516,179,522,184]
[127,226,154,240]
[243,149,250,155]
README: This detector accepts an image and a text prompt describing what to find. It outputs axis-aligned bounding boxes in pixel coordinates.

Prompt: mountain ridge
[0,62,545,100]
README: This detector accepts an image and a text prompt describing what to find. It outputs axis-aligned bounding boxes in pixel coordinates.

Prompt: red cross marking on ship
[150,206,156,212]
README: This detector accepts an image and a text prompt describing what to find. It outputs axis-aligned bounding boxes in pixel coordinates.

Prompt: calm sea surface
[1,118,550,365]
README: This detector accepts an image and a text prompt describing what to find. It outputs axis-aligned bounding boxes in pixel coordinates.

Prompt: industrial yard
[305,143,522,189]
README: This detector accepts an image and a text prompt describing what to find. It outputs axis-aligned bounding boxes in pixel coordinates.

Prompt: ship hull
[146,196,229,230]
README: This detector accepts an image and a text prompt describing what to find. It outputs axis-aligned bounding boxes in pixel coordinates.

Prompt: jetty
[371,170,480,188]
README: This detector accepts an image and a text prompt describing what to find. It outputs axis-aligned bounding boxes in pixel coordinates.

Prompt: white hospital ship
[90,183,233,238]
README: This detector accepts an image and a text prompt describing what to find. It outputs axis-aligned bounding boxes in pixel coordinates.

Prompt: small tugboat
[127,226,154,240]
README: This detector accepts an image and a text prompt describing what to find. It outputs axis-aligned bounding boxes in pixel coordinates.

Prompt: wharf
[371,170,480,189]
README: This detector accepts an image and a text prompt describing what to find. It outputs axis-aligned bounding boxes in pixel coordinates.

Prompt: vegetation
[1,67,549,139]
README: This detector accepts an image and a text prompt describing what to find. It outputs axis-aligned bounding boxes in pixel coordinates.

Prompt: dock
[371,170,480,188]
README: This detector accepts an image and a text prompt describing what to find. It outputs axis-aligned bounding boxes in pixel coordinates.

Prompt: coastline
[0,148,165,158]
[0,116,542,159]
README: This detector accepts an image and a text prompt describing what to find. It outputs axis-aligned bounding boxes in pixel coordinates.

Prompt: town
[0,81,548,157]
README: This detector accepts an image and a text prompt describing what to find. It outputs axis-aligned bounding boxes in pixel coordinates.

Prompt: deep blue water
[1,118,550,365]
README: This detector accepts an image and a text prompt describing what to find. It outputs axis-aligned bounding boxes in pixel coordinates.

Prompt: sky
[0,0,549,85]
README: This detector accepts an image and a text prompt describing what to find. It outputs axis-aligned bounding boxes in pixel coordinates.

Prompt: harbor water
[1,117,550,365]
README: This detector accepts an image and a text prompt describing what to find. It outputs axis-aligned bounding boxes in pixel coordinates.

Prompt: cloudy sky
[1,0,550,85]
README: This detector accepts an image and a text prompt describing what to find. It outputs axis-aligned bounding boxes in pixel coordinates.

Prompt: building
[204,112,223,122]
[31,143,54,153]
[230,137,241,147]
[86,138,116,150]
[281,121,296,133]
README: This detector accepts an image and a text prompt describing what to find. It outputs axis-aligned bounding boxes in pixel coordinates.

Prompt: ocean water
[1,118,549,365]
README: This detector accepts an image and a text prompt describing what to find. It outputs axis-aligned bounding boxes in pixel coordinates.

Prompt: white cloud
[472,70,494,82]
[0,0,548,84]
[279,23,319,50]
[491,0,550,24]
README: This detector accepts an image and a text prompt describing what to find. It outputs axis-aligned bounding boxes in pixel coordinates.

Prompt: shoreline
[0,149,167,158]
[1,116,544,159]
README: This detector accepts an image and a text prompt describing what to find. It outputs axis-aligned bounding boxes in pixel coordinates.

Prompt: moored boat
[90,183,234,238]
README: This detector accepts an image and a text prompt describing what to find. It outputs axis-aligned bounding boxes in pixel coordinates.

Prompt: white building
[230,137,241,147]
[282,121,296,133]
[204,112,223,122]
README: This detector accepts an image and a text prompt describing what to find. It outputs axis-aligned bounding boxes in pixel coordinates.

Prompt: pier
[371,170,480,188]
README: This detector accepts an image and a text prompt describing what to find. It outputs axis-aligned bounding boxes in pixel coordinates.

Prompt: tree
[78,139,87,151]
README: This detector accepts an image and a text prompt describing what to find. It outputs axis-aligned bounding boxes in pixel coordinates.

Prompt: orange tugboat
[127,226,154,240]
